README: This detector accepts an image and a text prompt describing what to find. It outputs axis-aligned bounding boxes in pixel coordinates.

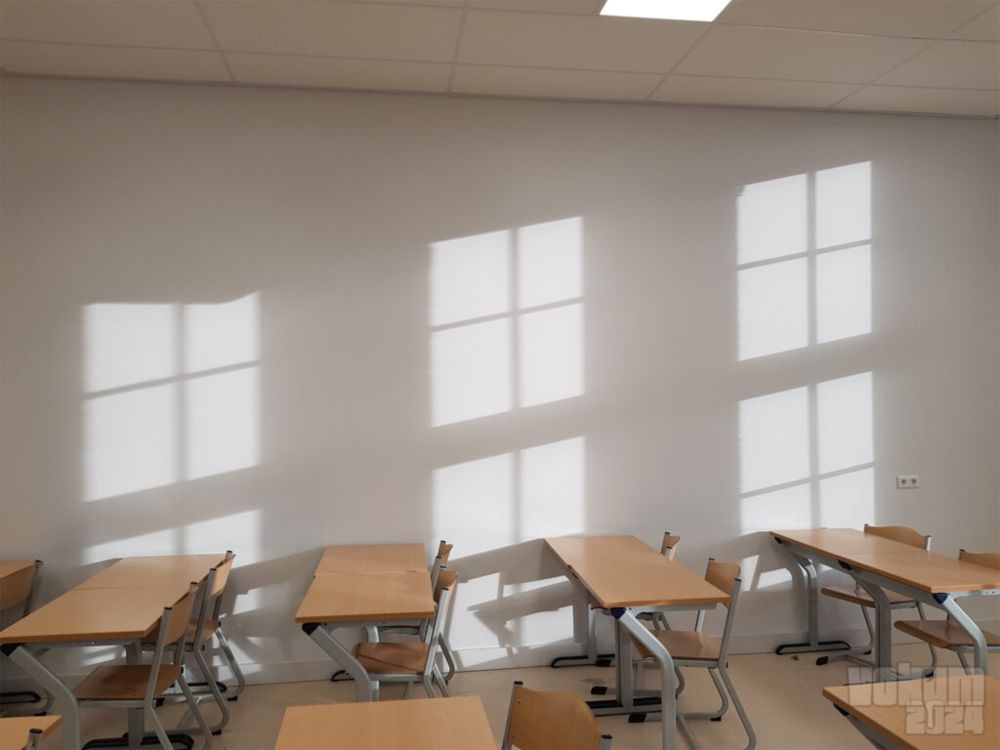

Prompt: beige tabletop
[274,696,495,750]
[0,586,188,644]
[772,529,1000,594]
[295,569,435,624]
[75,554,225,590]
[316,544,428,575]
[0,561,35,582]
[546,535,729,609]
[0,715,60,750]
[824,674,999,750]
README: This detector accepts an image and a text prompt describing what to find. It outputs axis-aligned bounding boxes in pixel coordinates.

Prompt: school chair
[632,559,756,750]
[0,561,47,713]
[895,550,1000,674]
[501,680,611,750]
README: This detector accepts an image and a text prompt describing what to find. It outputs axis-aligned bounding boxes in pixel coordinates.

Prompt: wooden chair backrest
[163,582,200,646]
[705,559,740,602]
[507,683,607,750]
[434,569,458,604]
[864,524,928,549]
[208,551,235,600]
[0,564,37,611]
[959,550,1000,570]
[659,533,681,560]
[436,540,454,565]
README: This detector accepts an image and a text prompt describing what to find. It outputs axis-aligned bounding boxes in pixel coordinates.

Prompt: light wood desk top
[546,535,729,609]
[772,529,1000,594]
[274,696,494,750]
[295,570,435,624]
[0,586,187,644]
[824,674,1000,750]
[316,544,427,575]
[0,561,35,582]
[0,715,60,750]
[76,554,224,590]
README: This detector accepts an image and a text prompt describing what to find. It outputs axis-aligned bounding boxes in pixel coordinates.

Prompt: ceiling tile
[457,10,707,73]
[468,0,603,14]
[717,0,994,39]
[651,74,859,108]
[200,1,463,61]
[877,40,999,89]
[227,53,451,92]
[835,84,1000,116]
[948,3,1000,40]
[0,40,231,81]
[676,25,932,83]
[452,64,662,101]
[0,1,216,50]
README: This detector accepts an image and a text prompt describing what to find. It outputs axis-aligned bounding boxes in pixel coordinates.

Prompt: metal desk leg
[774,546,850,656]
[615,609,678,750]
[302,624,373,701]
[855,580,894,682]
[551,598,614,668]
[5,645,79,750]
[938,596,989,675]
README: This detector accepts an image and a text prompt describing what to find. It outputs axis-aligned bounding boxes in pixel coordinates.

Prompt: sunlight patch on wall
[817,372,873,474]
[82,294,261,501]
[433,452,514,557]
[738,386,810,494]
[84,384,178,500]
[737,174,807,265]
[816,162,871,250]
[430,217,584,427]
[739,483,811,535]
[738,258,809,360]
[820,467,874,529]
[817,245,871,344]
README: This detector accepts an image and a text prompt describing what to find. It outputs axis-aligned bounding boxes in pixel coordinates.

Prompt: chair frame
[818,524,936,674]
[501,680,612,750]
[895,549,1000,675]
[367,572,456,701]
[0,561,50,714]
[634,559,756,750]
[77,582,212,750]
[638,533,681,631]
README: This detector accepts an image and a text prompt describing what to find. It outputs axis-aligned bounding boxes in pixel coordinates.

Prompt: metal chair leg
[914,603,937,674]
[421,677,435,698]
[146,702,174,750]
[214,630,246,700]
[177,674,212,750]
[402,682,413,700]
[191,650,229,734]
[718,665,756,750]
[957,651,971,674]
[440,635,457,683]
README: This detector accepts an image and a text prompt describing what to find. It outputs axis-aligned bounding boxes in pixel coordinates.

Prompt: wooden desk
[0,586,188,644]
[295,571,434,624]
[546,535,727,750]
[298,543,432,704]
[75,555,224,590]
[274,696,494,750]
[772,528,1000,676]
[824,674,1000,750]
[0,561,36,583]
[0,715,60,750]
[316,544,427,575]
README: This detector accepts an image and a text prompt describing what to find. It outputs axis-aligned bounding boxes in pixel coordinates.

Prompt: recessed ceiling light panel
[600,0,732,22]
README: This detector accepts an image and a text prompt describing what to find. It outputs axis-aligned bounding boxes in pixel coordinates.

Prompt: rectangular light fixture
[600,0,732,22]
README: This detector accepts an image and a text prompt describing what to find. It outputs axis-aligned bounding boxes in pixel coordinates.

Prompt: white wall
[1,75,998,684]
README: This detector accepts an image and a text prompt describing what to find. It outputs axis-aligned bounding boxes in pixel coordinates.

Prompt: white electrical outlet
[896,475,919,490]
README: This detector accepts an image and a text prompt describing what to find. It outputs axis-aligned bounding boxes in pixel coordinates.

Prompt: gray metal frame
[774,536,998,680]
[303,583,456,702]
[633,566,756,750]
[1,560,54,715]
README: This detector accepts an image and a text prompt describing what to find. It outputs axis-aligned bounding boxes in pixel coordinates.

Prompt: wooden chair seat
[895,620,1000,649]
[632,629,720,661]
[352,641,429,674]
[821,584,914,607]
[74,665,181,701]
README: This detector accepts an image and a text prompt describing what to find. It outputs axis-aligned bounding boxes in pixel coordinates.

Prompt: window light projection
[601,0,732,22]
[82,293,261,501]
[737,163,872,361]
[739,372,874,535]
[430,217,584,427]
[432,436,584,652]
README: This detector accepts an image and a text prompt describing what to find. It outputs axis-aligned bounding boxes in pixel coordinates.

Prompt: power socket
[896,475,919,490]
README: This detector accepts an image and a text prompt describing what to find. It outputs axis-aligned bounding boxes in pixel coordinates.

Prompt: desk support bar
[303,623,374,702]
[7,645,80,750]
[773,543,851,656]
[613,609,678,750]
